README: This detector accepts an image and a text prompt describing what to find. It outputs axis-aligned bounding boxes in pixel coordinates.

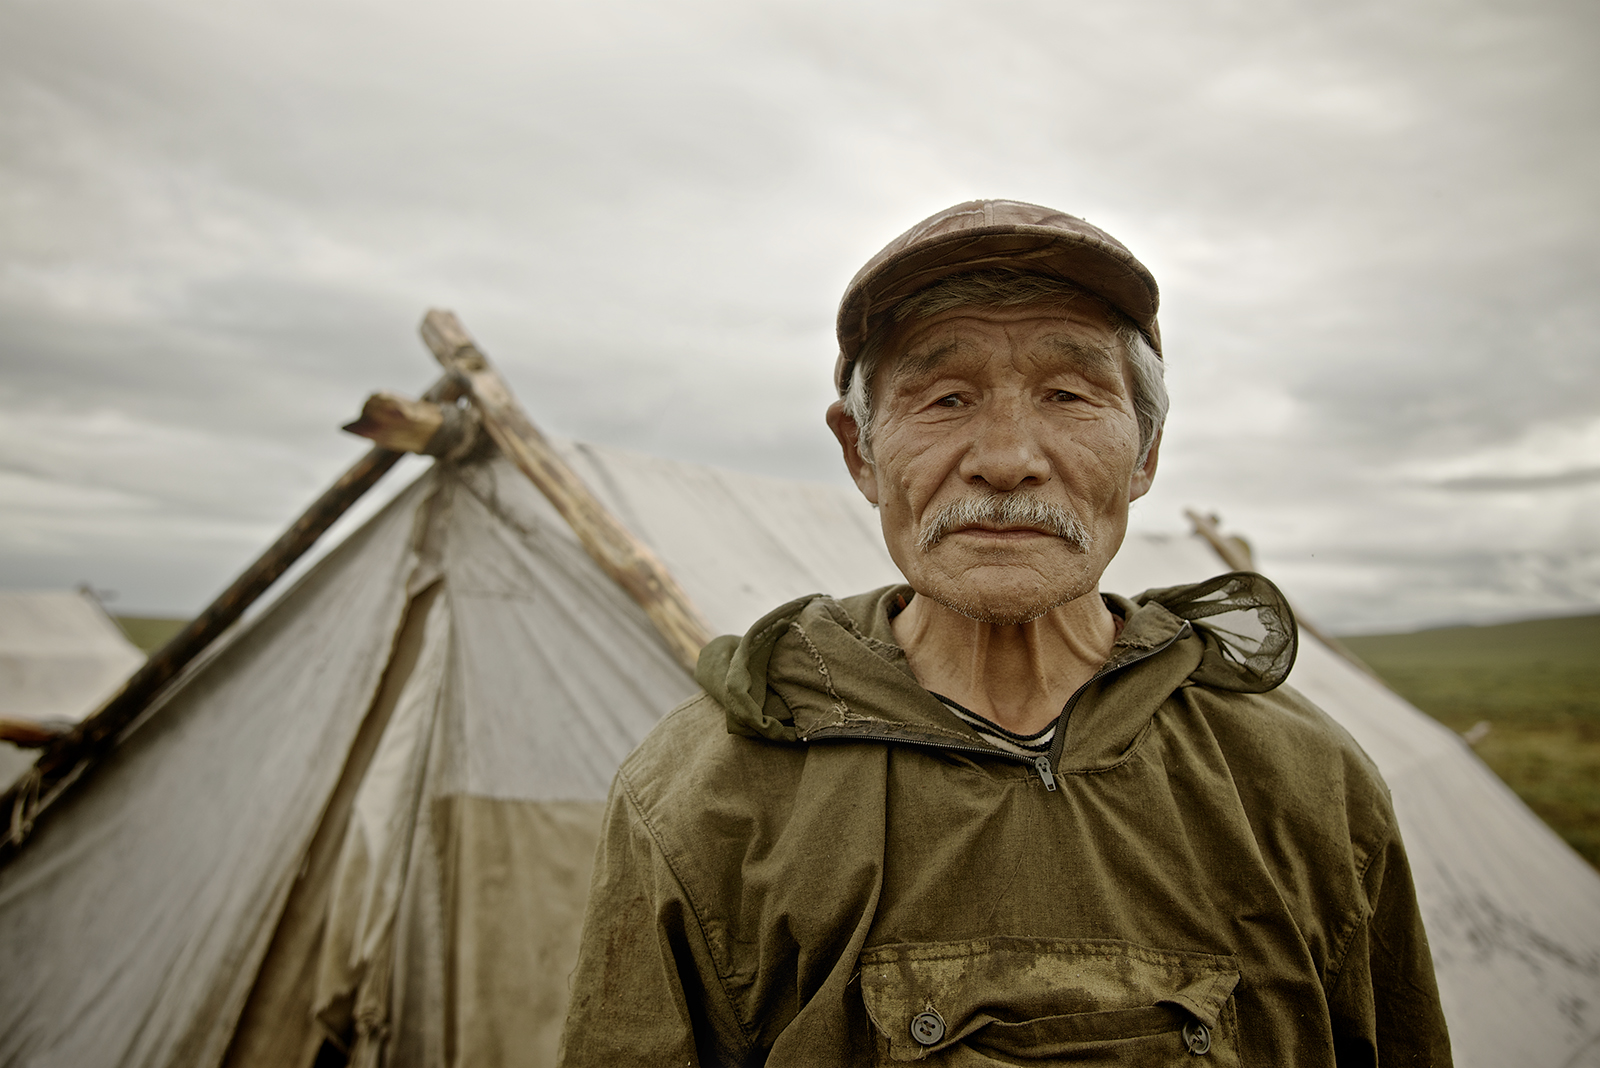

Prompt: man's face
[829,301,1159,625]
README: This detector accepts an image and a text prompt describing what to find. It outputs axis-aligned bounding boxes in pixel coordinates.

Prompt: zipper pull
[1033,755,1057,791]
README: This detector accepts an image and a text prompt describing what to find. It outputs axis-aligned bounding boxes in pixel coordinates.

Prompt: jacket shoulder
[1179,681,1398,862]
[617,691,809,832]
[1203,684,1382,783]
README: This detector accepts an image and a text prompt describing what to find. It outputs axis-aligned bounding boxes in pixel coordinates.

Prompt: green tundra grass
[1342,613,1600,871]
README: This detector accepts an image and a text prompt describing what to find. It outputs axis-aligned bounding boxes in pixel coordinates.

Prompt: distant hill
[1343,613,1600,869]
[113,615,188,655]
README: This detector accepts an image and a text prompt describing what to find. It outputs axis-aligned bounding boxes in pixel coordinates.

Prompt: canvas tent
[0,589,144,793]
[2,378,1598,1067]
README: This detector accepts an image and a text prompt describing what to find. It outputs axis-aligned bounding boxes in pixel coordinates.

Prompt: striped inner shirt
[933,694,1057,757]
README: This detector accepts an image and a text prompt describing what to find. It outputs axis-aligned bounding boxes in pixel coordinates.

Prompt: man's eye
[1052,390,1081,402]
[934,394,963,408]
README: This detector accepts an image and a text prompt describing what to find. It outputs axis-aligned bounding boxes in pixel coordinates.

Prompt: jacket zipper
[1032,755,1057,791]
[1038,621,1192,786]
[803,621,1192,791]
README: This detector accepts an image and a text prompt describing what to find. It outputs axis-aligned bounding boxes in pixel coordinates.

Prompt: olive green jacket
[559,575,1452,1066]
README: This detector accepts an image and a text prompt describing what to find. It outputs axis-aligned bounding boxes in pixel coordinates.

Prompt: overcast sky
[2,0,1596,633]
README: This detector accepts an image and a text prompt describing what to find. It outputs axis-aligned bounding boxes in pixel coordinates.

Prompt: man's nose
[956,400,1051,492]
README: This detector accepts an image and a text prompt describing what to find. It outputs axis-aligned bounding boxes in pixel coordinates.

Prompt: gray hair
[842,271,1168,464]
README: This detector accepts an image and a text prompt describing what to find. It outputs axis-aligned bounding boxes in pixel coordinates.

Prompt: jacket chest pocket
[858,937,1240,1066]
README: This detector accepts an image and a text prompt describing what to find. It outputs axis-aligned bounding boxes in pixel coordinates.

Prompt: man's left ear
[1129,428,1162,503]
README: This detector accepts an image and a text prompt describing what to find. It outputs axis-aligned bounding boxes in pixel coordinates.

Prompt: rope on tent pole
[0,376,464,866]
[1185,508,1382,680]
[417,308,714,676]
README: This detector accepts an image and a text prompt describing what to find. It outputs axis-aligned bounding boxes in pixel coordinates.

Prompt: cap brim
[835,225,1161,393]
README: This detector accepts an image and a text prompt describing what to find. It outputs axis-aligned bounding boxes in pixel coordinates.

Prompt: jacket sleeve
[1327,823,1454,1068]
[558,772,752,1068]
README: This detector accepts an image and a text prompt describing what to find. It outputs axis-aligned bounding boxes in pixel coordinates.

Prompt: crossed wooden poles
[1,310,711,863]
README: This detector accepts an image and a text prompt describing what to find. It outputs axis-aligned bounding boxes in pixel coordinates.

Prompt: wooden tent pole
[1183,509,1255,573]
[417,309,713,674]
[0,719,69,747]
[1184,509,1380,679]
[0,376,463,862]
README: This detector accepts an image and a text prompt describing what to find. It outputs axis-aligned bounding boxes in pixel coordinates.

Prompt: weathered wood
[343,390,484,460]
[343,392,445,454]
[1185,508,1380,679]
[0,375,464,863]
[419,309,713,674]
[0,718,70,748]
[1184,509,1255,571]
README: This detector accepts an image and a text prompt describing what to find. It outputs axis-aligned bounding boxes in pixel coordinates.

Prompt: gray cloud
[1,0,1596,629]
[1434,468,1600,492]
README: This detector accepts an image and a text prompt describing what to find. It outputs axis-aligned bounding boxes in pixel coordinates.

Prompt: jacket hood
[695,572,1297,760]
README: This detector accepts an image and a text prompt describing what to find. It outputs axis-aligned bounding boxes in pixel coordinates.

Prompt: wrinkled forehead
[878,303,1126,390]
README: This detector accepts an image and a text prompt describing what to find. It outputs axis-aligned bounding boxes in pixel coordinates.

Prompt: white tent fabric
[1291,639,1600,1068]
[0,589,144,792]
[1,443,1597,1068]
[0,494,420,1068]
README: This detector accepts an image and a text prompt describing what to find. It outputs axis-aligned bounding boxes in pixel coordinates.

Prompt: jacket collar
[695,573,1296,769]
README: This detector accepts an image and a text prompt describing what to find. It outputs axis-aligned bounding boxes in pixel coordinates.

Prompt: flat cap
[834,199,1161,393]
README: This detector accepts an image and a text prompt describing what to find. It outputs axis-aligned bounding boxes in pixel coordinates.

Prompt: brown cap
[834,199,1161,393]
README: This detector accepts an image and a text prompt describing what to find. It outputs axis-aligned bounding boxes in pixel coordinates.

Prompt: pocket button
[1182,1018,1211,1055]
[910,1010,946,1046]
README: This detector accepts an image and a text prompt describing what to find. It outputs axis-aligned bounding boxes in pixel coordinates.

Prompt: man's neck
[890,589,1119,736]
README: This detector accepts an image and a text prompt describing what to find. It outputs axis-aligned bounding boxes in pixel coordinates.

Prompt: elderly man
[559,201,1451,1066]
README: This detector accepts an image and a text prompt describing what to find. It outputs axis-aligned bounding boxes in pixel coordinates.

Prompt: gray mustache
[916,493,1092,553]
